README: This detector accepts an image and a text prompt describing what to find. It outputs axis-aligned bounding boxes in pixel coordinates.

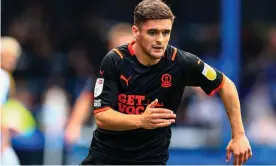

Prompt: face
[1,50,18,72]
[133,19,172,59]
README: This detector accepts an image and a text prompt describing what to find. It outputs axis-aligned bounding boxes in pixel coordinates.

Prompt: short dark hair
[134,0,175,26]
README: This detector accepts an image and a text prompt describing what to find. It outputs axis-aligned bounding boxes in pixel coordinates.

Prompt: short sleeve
[93,51,121,113]
[180,51,225,96]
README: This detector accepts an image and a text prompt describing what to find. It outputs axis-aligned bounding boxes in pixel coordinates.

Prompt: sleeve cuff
[207,74,225,96]
[94,106,111,114]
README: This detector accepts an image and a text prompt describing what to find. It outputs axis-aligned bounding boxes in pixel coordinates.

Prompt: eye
[148,30,157,36]
[162,31,171,36]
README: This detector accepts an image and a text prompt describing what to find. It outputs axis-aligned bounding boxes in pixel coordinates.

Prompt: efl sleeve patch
[94,78,104,97]
[180,51,224,95]
[202,63,217,81]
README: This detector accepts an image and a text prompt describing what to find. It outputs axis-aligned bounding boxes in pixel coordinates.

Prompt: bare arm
[94,108,142,131]
[94,99,176,131]
[65,91,94,144]
[218,75,245,138]
[180,51,251,164]
[219,75,252,165]
[68,92,92,125]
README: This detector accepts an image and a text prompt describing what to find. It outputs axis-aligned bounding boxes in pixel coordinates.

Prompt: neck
[132,42,160,66]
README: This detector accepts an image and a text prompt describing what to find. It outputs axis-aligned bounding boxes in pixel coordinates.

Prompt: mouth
[152,46,163,50]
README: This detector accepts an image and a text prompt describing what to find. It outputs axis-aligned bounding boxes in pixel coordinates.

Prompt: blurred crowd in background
[1,0,276,165]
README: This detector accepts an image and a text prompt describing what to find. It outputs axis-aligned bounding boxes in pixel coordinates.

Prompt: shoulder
[164,45,177,61]
[102,44,129,63]
[166,45,200,64]
[100,44,130,71]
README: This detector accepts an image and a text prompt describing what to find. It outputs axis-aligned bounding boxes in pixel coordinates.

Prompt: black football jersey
[89,41,224,164]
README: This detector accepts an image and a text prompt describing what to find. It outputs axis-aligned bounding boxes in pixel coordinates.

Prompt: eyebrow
[147,29,171,32]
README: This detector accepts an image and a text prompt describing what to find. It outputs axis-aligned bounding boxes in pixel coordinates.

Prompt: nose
[156,33,164,43]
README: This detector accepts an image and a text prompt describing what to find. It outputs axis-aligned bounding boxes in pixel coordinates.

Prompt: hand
[226,135,252,165]
[64,122,82,144]
[140,99,176,129]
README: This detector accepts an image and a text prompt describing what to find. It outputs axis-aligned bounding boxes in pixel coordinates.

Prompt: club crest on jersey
[202,63,217,81]
[94,78,104,97]
[161,73,172,88]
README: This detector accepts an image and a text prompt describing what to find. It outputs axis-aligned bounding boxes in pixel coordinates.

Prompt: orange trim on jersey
[94,106,111,114]
[128,41,135,56]
[113,48,124,59]
[208,74,226,96]
[171,47,177,61]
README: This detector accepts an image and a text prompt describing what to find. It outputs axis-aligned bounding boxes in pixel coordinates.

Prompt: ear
[132,25,139,40]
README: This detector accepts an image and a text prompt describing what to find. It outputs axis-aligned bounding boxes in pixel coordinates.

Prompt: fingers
[150,107,176,122]
[233,149,253,165]
[238,152,244,165]
[248,148,253,158]
[243,148,251,164]
[152,119,175,124]
[233,154,239,165]
[145,119,175,129]
[153,122,172,128]
[226,149,232,163]
[243,152,249,164]
[233,152,244,166]
[151,108,173,114]
[245,148,253,163]
[143,100,176,129]
[151,113,176,119]
[148,107,175,119]
[147,99,158,108]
